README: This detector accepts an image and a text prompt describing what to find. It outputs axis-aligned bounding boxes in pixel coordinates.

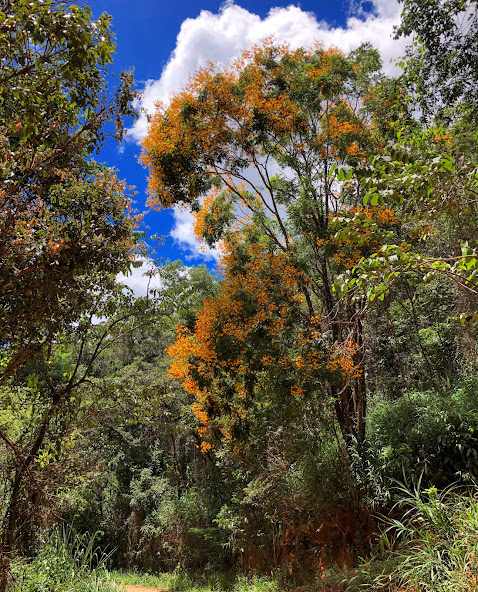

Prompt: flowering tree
[143,41,396,450]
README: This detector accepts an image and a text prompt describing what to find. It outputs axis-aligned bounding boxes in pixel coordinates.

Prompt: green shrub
[367,380,478,488]
[232,575,279,592]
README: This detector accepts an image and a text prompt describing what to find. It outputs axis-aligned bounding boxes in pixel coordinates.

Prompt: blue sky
[89,0,406,291]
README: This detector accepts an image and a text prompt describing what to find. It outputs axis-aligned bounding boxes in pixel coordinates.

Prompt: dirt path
[123,586,168,592]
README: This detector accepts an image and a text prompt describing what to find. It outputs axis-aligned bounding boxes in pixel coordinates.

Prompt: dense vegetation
[1,0,478,591]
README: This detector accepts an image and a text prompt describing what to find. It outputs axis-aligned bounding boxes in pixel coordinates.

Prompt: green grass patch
[108,571,280,592]
[109,570,171,588]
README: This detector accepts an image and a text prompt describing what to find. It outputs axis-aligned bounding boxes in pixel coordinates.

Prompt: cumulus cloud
[117,257,163,297]
[170,205,222,261]
[130,0,405,142]
[132,0,407,260]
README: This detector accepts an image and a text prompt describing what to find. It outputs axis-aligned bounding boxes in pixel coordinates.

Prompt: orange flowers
[141,40,376,215]
[326,206,399,269]
[166,239,315,449]
[327,340,363,381]
[144,40,385,451]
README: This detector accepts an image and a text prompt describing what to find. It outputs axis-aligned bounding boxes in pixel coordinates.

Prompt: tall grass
[8,524,116,592]
[340,480,478,591]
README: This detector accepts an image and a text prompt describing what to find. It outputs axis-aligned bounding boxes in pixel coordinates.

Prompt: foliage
[5,5,478,587]
[340,483,478,591]
[367,381,478,488]
[335,125,478,329]
[57,260,360,577]
[55,263,231,573]
[135,35,478,580]
[8,525,116,592]
[168,234,328,450]
[364,274,461,397]
[396,0,478,122]
[0,0,139,571]
[0,293,167,554]
[143,40,394,451]
[0,0,138,384]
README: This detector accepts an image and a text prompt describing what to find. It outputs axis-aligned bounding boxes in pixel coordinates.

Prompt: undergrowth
[333,480,478,591]
[8,524,116,592]
[13,481,478,592]
[109,570,280,591]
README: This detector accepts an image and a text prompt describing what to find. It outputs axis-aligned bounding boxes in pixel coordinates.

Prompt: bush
[367,379,478,488]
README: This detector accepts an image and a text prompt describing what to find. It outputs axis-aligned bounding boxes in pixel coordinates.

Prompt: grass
[109,570,171,588]
[8,524,116,592]
[109,571,280,592]
[331,480,478,591]
[7,531,284,592]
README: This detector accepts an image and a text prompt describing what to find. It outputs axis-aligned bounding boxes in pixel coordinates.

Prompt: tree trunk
[2,389,61,555]
[320,264,367,453]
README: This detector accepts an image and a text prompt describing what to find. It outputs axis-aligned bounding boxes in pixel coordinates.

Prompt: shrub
[367,380,478,488]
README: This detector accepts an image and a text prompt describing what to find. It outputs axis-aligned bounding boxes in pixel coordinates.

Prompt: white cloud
[117,257,163,297]
[130,0,406,142]
[132,0,407,260]
[170,205,222,261]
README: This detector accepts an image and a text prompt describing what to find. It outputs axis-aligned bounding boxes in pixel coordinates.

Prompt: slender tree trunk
[320,263,368,453]
[2,390,61,554]
[354,318,367,445]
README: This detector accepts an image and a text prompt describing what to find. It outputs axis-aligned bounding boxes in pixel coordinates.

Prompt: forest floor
[110,571,286,592]
[122,586,166,592]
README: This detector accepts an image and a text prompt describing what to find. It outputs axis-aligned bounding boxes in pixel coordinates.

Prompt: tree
[142,41,392,451]
[0,1,140,584]
[0,0,138,384]
[396,0,478,122]
[330,1,478,356]
[336,127,478,314]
